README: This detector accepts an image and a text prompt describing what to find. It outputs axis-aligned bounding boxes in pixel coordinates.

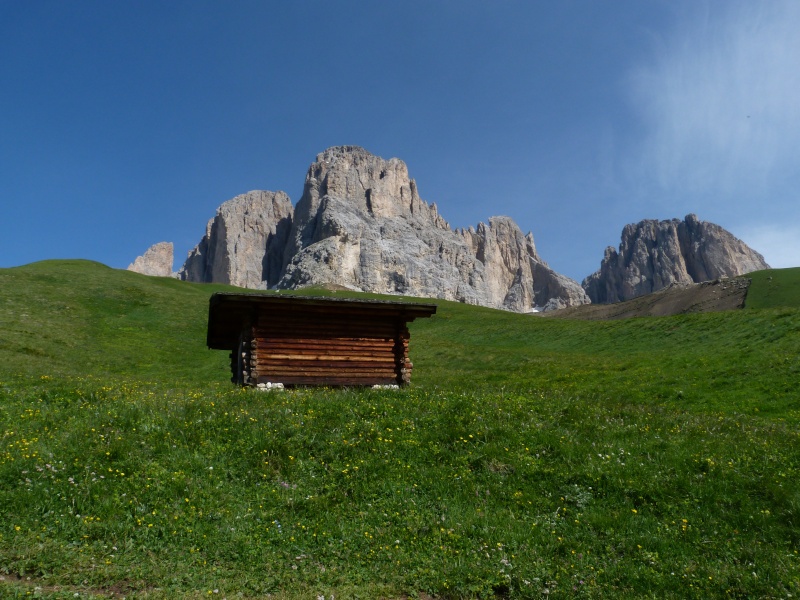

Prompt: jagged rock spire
[583,214,769,304]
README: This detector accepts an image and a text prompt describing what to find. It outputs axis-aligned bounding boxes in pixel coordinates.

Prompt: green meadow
[1,260,798,599]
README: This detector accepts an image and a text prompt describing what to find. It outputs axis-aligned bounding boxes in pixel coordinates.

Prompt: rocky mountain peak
[127,242,174,277]
[161,146,589,313]
[289,146,447,257]
[305,146,419,219]
[583,214,769,304]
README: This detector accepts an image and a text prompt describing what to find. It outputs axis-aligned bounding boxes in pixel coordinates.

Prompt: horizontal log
[259,361,397,370]
[257,348,396,359]
[263,335,406,342]
[256,338,397,349]
[258,360,399,371]
[258,375,400,386]
[260,368,398,377]
[257,349,400,358]
[258,367,402,377]
[258,357,397,366]
[259,353,398,362]
[258,369,398,378]
[259,354,408,365]
[257,335,397,345]
[260,350,399,358]
[261,348,407,358]
[258,354,397,362]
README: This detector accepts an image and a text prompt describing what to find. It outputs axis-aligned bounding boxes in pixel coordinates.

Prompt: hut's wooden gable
[207,294,436,387]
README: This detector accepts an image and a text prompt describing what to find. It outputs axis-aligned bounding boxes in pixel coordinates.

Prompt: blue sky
[2,0,798,282]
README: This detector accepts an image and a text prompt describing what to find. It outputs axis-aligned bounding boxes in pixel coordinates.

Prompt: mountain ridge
[128,146,769,311]
[165,146,590,312]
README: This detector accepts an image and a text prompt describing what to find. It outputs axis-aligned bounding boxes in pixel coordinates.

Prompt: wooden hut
[206,293,437,387]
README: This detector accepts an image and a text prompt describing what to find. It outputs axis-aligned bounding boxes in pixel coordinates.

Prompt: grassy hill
[1,261,799,598]
[745,266,800,309]
[0,260,233,382]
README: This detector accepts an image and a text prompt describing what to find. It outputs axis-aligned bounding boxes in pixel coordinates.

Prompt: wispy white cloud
[627,1,800,205]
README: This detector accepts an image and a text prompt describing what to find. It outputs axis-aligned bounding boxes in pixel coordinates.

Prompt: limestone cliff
[127,242,174,277]
[172,146,588,312]
[178,190,293,288]
[277,146,589,311]
[583,214,769,304]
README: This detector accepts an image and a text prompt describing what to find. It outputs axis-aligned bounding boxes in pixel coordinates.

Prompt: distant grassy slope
[411,265,800,416]
[412,297,800,418]
[746,267,800,309]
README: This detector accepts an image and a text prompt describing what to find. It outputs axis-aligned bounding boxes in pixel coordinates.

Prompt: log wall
[249,311,412,386]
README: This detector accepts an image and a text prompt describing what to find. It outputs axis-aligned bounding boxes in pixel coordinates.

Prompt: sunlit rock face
[278,146,588,311]
[171,146,589,312]
[582,214,770,304]
[179,190,293,289]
